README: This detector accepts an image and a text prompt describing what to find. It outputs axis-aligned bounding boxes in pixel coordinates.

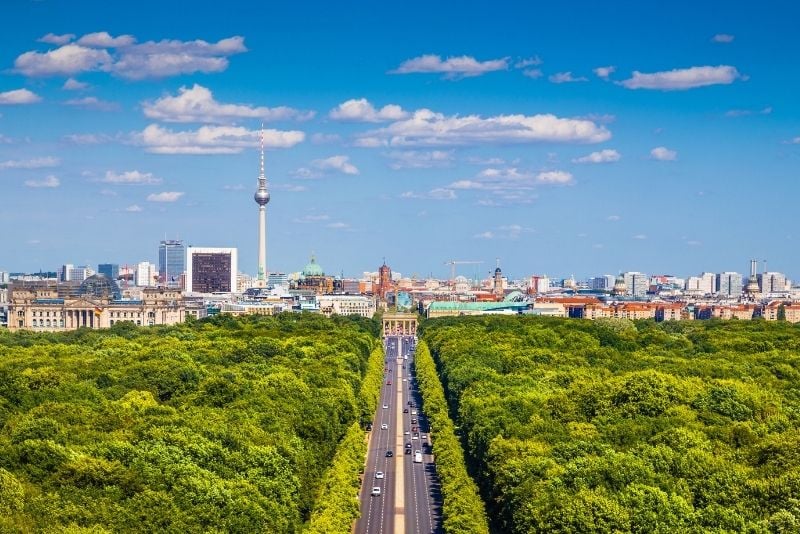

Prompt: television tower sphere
[254,187,270,205]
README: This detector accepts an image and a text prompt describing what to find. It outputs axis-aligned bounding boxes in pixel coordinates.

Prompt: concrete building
[623,272,648,297]
[185,247,238,294]
[528,275,551,294]
[686,273,715,295]
[759,272,788,295]
[318,294,376,318]
[716,272,743,297]
[159,239,186,288]
[8,282,184,331]
[590,275,616,291]
[135,262,157,287]
[0,271,9,284]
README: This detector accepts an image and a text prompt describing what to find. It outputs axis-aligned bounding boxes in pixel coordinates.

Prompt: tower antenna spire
[259,123,265,181]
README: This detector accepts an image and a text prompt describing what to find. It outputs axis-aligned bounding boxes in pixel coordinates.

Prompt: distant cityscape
[2,142,798,330]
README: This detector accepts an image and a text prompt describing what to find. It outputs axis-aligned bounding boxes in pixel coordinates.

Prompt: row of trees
[423,316,800,533]
[0,313,379,533]
[415,341,489,533]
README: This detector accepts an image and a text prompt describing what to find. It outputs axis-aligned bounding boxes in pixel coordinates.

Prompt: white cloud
[24,175,60,188]
[514,57,542,68]
[467,157,506,165]
[725,106,772,117]
[63,133,114,144]
[650,146,677,161]
[64,96,119,111]
[573,149,621,164]
[62,78,89,90]
[15,44,113,76]
[147,191,184,202]
[125,204,143,212]
[38,33,75,45]
[521,68,543,79]
[15,35,246,80]
[356,109,610,147]
[549,72,588,83]
[607,215,621,221]
[400,188,457,200]
[143,84,313,123]
[223,184,245,191]
[633,234,647,240]
[473,231,495,239]
[273,183,308,192]
[0,89,42,105]
[329,98,408,122]
[293,214,330,223]
[0,156,59,170]
[386,150,454,169]
[311,132,341,144]
[326,222,350,229]
[537,170,573,184]
[132,124,304,154]
[391,54,509,79]
[475,224,534,240]
[620,65,741,90]
[102,170,161,185]
[787,137,800,144]
[712,34,735,43]
[292,155,359,178]
[76,31,136,48]
[593,66,616,79]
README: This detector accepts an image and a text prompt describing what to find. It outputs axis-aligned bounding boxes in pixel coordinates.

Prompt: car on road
[371,487,381,496]
[411,410,417,415]
[387,380,392,385]
[375,471,384,479]
[403,408,408,413]
[404,430,410,435]
[411,418,417,424]
[386,450,393,457]
[414,451,423,463]
[405,448,411,454]
[380,423,388,430]
[383,404,389,409]
[411,435,418,440]
[422,434,428,439]
[366,423,372,431]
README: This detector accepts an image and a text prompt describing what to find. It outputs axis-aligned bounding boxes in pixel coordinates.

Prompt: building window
[110,320,114,326]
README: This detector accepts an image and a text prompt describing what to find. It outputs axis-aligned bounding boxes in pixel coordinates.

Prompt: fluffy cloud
[63,133,114,144]
[62,78,89,90]
[24,175,60,188]
[650,146,677,160]
[536,170,574,184]
[400,188,457,200]
[712,34,735,43]
[0,156,59,169]
[725,106,772,117]
[0,89,42,104]
[76,31,136,48]
[326,222,350,229]
[38,33,75,45]
[14,34,246,79]
[294,155,359,177]
[391,54,509,79]
[521,68,543,79]
[132,124,305,154]
[549,72,588,83]
[473,231,494,239]
[355,109,610,147]
[385,150,454,169]
[573,149,621,163]
[593,66,616,79]
[64,96,119,111]
[328,98,408,122]
[515,57,542,68]
[633,234,647,240]
[147,191,184,202]
[125,204,143,212]
[102,170,161,185]
[620,65,741,90]
[143,84,313,123]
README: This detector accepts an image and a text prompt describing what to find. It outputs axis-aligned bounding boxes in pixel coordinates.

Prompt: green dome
[302,255,324,277]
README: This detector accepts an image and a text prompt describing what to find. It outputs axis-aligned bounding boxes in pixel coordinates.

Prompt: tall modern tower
[254,128,270,282]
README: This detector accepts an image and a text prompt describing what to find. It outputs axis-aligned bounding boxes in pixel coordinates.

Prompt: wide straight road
[355,337,442,534]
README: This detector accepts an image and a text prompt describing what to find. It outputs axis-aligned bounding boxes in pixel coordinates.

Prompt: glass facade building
[98,263,119,281]
[159,240,186,288]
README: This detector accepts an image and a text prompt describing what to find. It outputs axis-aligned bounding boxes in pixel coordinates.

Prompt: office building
[159,239,186,288]
[185,247,237,293]
[623,272,649,297]
[59,264,74,282]
[716,272,743,297]
[0,271,9,284]
[267,272,289,287]
[686,272,715,295]
[591,275,616,291]
[98,263,119,281]
[135,262,156,287]
[759,272,788,295]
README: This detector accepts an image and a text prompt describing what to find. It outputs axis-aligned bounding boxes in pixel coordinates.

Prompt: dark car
[403,408,409,413]
[366,423,373,431]
[386,450,393,457]
[411,418,418,424]
[405,448,411,454]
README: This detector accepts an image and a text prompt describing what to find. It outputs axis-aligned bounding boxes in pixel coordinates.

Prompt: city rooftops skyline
[1,1,799,278]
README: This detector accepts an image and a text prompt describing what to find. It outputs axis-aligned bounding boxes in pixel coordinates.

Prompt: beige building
[9,284,184,331]
[318,295,376,318]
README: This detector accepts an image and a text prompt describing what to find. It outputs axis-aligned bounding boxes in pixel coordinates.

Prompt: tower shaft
[258,205,267,280]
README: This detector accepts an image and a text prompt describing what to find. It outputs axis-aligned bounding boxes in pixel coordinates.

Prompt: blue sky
[1,0,799,281]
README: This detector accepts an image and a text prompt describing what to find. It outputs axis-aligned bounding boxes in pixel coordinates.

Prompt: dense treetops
[423,316,800,533]
[0,313,378,533]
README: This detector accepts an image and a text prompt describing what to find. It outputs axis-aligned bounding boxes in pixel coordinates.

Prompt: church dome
[302,255,324,277]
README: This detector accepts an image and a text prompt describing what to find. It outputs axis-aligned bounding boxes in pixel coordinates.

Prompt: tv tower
[254,127,270,282]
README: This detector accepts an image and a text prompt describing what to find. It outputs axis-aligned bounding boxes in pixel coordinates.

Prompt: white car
[411,435,418,440]
[403,378,407,382]
[411,410,417,415]
[381,423,388,430]
[404,430,410,435]
[375,471,385,479]
[422,434,428,439]
[371,487,381,496]
[383,404,389,409]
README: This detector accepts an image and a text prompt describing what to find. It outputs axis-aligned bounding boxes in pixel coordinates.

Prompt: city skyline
[2,1,800,280]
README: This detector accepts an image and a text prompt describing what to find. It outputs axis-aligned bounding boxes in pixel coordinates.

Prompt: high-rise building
[0,271,9,284]
[98,263,119,281]
[135,262,156,287]
[254,130,270,282]
[186,247,238,293]
[159,239,186,288]
[623,272,649,297]
[529,275,551,294]
[716,272,743,297]
[60,264,74,282]
[591,275,616,291]
[759,272,788,295]
[67,266,92,283]
[267,272,289,287]
[686,272,715,294]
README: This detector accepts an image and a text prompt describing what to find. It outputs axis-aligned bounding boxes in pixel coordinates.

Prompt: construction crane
[444,260,484,285]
